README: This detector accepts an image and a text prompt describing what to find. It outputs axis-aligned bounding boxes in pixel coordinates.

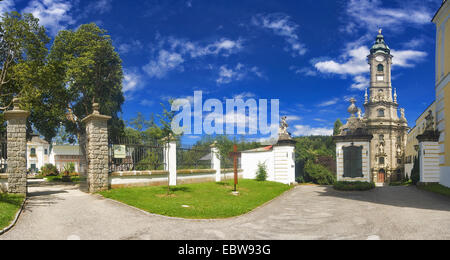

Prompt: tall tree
[48,23,125,141]
[0,12,55,135]
[333,119,343,136]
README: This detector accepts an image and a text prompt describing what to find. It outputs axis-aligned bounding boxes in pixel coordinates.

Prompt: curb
[0,197,27,236]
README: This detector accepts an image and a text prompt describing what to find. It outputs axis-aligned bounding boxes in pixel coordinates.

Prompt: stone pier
[5,98,30,194]
[82,103,111,193]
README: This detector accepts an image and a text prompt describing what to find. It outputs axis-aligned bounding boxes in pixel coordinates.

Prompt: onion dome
[370,29,390,55]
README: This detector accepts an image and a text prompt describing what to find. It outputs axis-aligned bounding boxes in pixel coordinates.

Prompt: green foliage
[40,164,59,176]
[0,193,25,230]
[256,162,268,182]
[304,160,336,185]
[62,162,76,176]
[411,155,420,185]
[49,23,125,142]
[418,183,450,197]
[294,136,336,182]
[334,181,375,191]
[333,119,343,136]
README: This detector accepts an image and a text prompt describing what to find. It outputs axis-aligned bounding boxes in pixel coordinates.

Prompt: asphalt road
[1,181,449,240]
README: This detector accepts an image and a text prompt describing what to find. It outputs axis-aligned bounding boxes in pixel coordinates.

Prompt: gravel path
[1,181,449,240]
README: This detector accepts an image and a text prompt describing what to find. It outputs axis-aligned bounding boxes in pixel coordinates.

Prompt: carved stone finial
[279,116,289,135]
[92,103,100,115]
[12,98,20,110]
[379,28,382,34]
[347,98,358,117]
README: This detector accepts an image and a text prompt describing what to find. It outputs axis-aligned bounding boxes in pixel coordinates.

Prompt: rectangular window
[379,157,385,165]
[343,146,364,178]
[44,149,48,155]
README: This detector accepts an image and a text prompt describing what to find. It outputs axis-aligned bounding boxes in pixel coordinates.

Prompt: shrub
[304,161,336,185]
[255,162,268,182]
[411,156,420,185]
[41,164,59,177]
[334,181,375,191]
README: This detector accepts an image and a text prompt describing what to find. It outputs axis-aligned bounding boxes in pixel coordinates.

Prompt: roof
[370,32,390,55]
[242,146,273,153]
[28,134,49,145]
[432,0,448,22]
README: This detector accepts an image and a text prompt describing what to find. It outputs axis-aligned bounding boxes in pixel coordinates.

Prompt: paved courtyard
[1,181,450,240]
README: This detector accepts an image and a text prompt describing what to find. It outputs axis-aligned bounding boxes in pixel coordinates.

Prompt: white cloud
[0,0,15,15]
[233,92,256,100]
[343,0,435,34]
[314,45,428,90]
[23,0,75,35]
[292,125,333,136]
[252,13,306,56]
[315,46,369,75]
[143,50,185,79]
[139,99,154,107]
[143,37,243,79]
[216,63,264,85]
[351,75,370,90]
[118,40,143,54]
[123,69,143,93]
[88,0,113,14]
[318,98,340,107]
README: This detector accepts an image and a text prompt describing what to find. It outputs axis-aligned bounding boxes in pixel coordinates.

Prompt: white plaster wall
[241,151,274,181]
[404,163,414,178]
[420,142,440,183]
[273,146,296,184]
[336,141,371,182]
[440,166,450,187]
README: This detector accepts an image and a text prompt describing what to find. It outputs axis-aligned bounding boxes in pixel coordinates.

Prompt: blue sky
[0,0,444,143]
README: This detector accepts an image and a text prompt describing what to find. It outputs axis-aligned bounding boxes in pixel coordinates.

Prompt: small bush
[41,164,59,177]
[255,162,268,182]
[304,161,336,185]
[411,156,420,185]
[334,181,375,191]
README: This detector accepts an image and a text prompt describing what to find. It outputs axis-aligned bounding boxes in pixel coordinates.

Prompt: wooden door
[378,169,385,183]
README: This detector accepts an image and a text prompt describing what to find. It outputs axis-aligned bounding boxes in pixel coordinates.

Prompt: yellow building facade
[405,102,436,176]
[433,0,450,187]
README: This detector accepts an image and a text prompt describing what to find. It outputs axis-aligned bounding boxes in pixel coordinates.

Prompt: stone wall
[82,104,111,193]
[4,100,30,194]
[85,118,110,192]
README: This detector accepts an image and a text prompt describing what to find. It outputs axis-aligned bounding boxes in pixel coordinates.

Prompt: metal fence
[176,146,212,170]
[109,136,165,172]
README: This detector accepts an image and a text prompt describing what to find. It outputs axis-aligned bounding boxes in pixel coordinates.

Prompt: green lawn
[99,179,292,219]
[419,183,450,197]
[0,194,25,230]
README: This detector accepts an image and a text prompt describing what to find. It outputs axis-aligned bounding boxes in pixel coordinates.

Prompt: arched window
[377,64,384,72]
[377,109,385,117]
[30,148,36,156]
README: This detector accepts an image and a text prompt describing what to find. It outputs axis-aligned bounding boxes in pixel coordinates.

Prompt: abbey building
[334,31,409,185]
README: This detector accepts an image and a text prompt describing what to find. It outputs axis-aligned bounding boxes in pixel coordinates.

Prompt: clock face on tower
[375,55,385,62]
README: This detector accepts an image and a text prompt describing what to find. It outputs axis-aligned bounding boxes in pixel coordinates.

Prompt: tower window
[377,64,384,72]
[377,109,385,117]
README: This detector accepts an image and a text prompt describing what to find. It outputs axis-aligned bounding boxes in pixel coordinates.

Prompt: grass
[390,180,412,186]
[418,183,450,197]
[36,175,86,183]
[334,181,375,191]
[0,193,25,230]
[99,179,292,219]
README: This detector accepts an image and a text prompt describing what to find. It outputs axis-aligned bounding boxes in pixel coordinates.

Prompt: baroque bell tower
[364,30,408,183]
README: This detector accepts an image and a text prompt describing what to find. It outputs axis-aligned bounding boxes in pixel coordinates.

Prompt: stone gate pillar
[81,103,111,193]
[211,141,221,182]
[162,134,177,186]
[417,130,440,184]
[5,98,30,194]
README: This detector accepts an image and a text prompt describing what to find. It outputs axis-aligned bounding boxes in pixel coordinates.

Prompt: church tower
[364,30,408,183]
[334,31,409,185]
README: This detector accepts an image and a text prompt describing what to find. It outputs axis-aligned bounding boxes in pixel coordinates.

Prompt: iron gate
[109,136,165,172]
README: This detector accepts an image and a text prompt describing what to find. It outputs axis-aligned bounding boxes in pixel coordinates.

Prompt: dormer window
[377,64,384,72]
